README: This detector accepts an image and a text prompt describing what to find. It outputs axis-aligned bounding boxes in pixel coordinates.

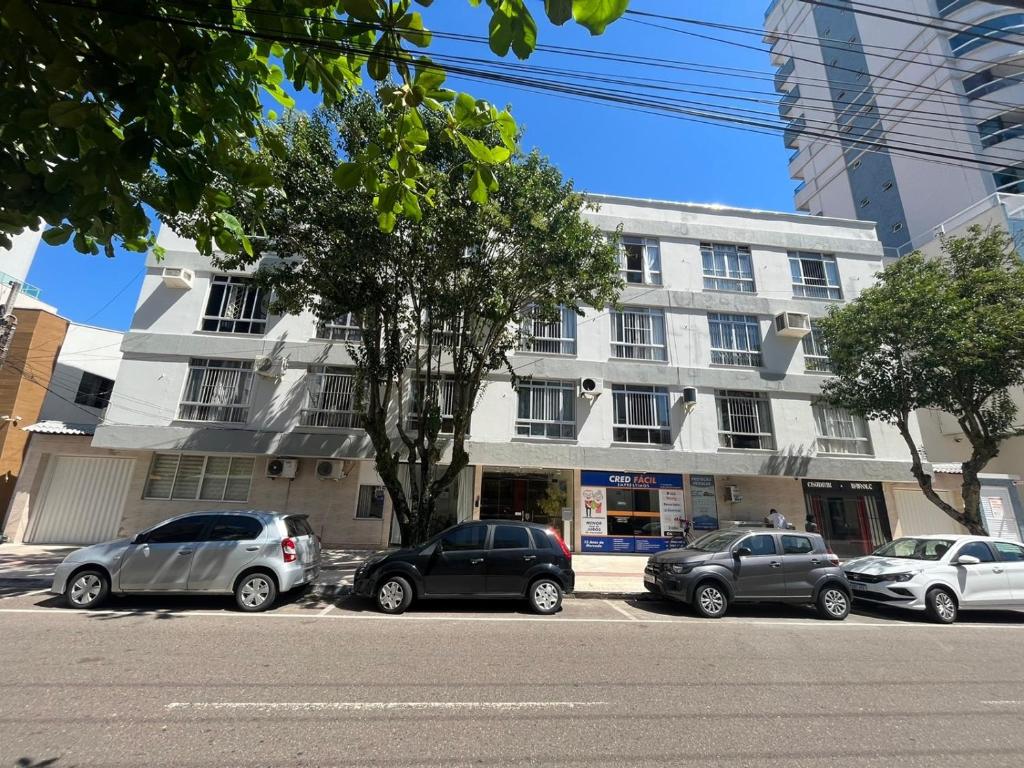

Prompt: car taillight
[826,547,840,567]
[282,537,297,563]
[550,528,572,560]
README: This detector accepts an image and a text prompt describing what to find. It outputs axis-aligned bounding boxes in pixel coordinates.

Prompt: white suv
[843,535,1024,623]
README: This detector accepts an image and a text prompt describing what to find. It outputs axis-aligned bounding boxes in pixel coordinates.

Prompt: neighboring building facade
[81,196,958,557]
[765,0,1024,254]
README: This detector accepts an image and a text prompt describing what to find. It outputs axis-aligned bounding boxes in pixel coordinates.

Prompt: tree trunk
[895,416,980,533]
[959,440,1000,536]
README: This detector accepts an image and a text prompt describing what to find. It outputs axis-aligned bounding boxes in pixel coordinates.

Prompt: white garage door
[25,456,135,545]
[893,488,968,537]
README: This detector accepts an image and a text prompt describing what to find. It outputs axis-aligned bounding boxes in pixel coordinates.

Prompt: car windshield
[871,538,954,561]
[688,530,745,553]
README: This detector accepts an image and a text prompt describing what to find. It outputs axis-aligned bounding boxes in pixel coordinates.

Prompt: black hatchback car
[353,521,575,615]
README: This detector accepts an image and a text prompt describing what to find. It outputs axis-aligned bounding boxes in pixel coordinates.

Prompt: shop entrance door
[807,488,890,559]
[480,472,564,527]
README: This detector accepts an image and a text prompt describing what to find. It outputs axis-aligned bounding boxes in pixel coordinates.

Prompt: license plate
[644,573,656,585]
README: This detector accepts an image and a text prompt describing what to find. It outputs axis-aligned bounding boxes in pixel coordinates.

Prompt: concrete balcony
[775,59,795,93]
[779,87,801,119]
[783,117,806,149]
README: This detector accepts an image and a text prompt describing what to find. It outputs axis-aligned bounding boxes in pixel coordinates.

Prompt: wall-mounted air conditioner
[774,311,811,338]
[316,459,348,481]
[161,267,194,290]
[254,355,287,380]
[578,377,604,399]
[267,457,298,479]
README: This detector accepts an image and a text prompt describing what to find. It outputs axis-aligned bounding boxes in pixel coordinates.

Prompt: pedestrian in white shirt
[768,508,788,529]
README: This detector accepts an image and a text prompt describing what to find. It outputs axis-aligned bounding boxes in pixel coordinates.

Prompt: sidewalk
[0,544,647,597]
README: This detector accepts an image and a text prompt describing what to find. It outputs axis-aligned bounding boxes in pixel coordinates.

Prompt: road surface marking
[605,599,638,621]
[318,604,336,617]
[166,701,606,712]
[981,700,1024,705]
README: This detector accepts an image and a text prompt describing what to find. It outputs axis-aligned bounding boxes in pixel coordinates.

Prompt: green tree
[1,0,627,256]
[163,98,621,545]
[818,226,1024,534]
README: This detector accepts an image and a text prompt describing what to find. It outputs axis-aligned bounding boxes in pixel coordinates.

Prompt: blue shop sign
[581,471,683,490]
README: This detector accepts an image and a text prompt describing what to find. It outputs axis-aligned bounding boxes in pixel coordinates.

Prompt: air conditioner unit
[267,457,298,479]
[254,355,287,380]
[316,459,347,481]
[161,267,194,290]
[680,386,698,411]
[725,485,743,503]
[774,311,811,338]
[578,377,604,399]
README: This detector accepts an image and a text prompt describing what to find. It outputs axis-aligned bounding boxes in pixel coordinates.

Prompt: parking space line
[166,701,607,712]
[604,599,638,621]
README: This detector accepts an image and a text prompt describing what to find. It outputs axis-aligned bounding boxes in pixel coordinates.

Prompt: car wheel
[694,582,728,618]
[816,585,850,620]
[529,578,563,615]
[925,587,957,624]
[235,572,278,612]
[376,575,413,615]
[66,569,109,609]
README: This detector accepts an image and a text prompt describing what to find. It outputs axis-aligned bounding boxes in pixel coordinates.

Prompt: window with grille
[619,236,662,285]
[409,377,461,434]
[814,405,872,455]
[144,454,254,501]
[716,390,776,450]
[202,275,267,334]
[611,307,667,361]
[356,485,386,519]
[789,252,842,300]
[802,320,833,372]
[316,312,362,342]
[74,371,114,409]
[178,359,254,423]
[516,380,576,439]
[519,305,577,355]
[302,367,361,428]
[612,384,671,444]
[709,313,763,367]
[701,242,755,293]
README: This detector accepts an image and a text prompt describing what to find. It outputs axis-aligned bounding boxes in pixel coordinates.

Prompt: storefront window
[580,471,685,553]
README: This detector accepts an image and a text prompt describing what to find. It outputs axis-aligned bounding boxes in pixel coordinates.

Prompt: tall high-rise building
[765,0,1024,254]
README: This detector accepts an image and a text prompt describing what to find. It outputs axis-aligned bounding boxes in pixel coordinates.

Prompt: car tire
[65,569,109,609]
[376,575,413,615]
[925,587,957,624]
[235,572,278,612]
[815,585,850,620]
[528,578,563,615]
[693,582,728,618]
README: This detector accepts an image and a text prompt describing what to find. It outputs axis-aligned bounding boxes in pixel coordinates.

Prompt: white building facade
[79,196,953,557]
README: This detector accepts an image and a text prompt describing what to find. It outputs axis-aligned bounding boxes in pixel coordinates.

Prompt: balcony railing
[0,271,41,299]
[775,59,796,93]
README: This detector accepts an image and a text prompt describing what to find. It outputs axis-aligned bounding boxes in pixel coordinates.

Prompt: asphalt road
[3,589,1024,768]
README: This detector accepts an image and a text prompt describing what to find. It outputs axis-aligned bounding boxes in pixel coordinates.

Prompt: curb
[569,591,660,601]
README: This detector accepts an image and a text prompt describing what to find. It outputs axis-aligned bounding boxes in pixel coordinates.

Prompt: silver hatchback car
[51,511,321,612]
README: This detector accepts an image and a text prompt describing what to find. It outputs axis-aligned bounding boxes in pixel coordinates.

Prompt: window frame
[782,535,814,554]
[708,312,763,367]
[490,524,533,550]
[739,533,778,556]
[519,305,577,356]
[701,242,756,293]
[302,366,361,429]
[515,379,576,439]
[201,274,268,335]
[716,390,777,451]
[355,485,386,520]
[316,312,363,342]
[177,358,254,424]
[789,251,843,300]
[144,515,210,544]
[618,236,662,285]
[143,453,255,502]
[74,371,114,409]
[408,376,462,435]
[611,307,668,362]
[611,384,672,445]
[813,405,873,456]
[802,320,833,373]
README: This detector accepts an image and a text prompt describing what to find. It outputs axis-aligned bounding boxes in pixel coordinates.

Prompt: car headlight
[669,563,694,575]
[890,572,918,583]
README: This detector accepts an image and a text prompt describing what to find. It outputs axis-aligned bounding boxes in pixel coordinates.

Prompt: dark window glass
[146,517,207,544]
[285,516,313,537]
[530,529,553,550]
[742,534,777,556]
[74,371,114,409]
[207,517,263,541]
[994,542,1024,562]
[957,541,996,563]
[492,525,531,550]
[782,535,814,554]
[441,525,487,551]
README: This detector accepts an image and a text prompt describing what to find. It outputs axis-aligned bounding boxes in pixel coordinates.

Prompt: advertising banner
[688,474,720,531]
[581,471,683,490]
[581,536,636,553]
[659,488,686,533]
[580,486,607,536]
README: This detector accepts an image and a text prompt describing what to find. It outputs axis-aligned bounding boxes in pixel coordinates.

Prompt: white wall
[40,324,124,425]
[0,228,41,284]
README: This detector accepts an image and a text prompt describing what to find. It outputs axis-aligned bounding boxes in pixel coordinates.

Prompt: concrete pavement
[3,589,1024,766]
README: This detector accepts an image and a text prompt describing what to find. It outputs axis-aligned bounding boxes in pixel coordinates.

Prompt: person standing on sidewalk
[767,508,788,529]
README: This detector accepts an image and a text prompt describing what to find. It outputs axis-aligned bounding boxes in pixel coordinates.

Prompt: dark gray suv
[644,528,851,620]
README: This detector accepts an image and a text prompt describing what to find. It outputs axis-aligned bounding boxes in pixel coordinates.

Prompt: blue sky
[24,0,793,331]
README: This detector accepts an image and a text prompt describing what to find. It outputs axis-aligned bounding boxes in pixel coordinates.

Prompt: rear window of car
[492,525,531,550]
[994,542,1024,562]
[208,516,263,541]
[285,516,314,537]
[530,529,553,550]
[782,535,814,555]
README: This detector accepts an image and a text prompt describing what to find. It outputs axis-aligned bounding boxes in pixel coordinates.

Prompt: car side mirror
[734,547,752,558]
[955,554,981,565]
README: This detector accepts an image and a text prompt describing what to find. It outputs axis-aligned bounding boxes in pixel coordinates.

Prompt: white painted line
[166,701,605,712]
[318,604,336,617]
[605,599,638,621]
[981,700,1024,705]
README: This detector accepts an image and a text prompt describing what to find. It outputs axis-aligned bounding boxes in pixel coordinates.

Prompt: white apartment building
[75,195,964,558]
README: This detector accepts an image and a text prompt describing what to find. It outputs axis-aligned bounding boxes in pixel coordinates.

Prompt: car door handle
[245,546,259,551]
[470,558,484,565]
[178,550,193,556]
[810,559,820,565]
[523,555,536,562]
[993,567,1005,573]
[769,561,782,568]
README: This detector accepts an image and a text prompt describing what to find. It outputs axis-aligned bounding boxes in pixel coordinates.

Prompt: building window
[302,367,360,428]
[519,305,577,355]
[144,454,254,501]
[612,384,671,445]
[962,64,1024,100]
[814,405,872,455]
[978,112,1024,148]
[516,380,576,439]
[611,307,667,361]
[716,390,776,450]
[618,236,661,285]
[409,377,460,434]
[356,485,386,519]
[789,252,842,300]
[994,162,1024,193]
[709,313,762,367]
[74,371,114,409]
[178,359,254,423]
[202,275,267,334]
[802,320,833,373]
[316,312,362,342]
[950,14,1024,57]
[701,242,755,293]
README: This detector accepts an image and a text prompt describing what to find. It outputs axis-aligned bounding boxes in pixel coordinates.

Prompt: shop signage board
[659,488,685,534]
[581,471,683,490]
[688,474,720,530]
[802,480,883,493]
[580,471,684,553]
[580,487,607,536]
